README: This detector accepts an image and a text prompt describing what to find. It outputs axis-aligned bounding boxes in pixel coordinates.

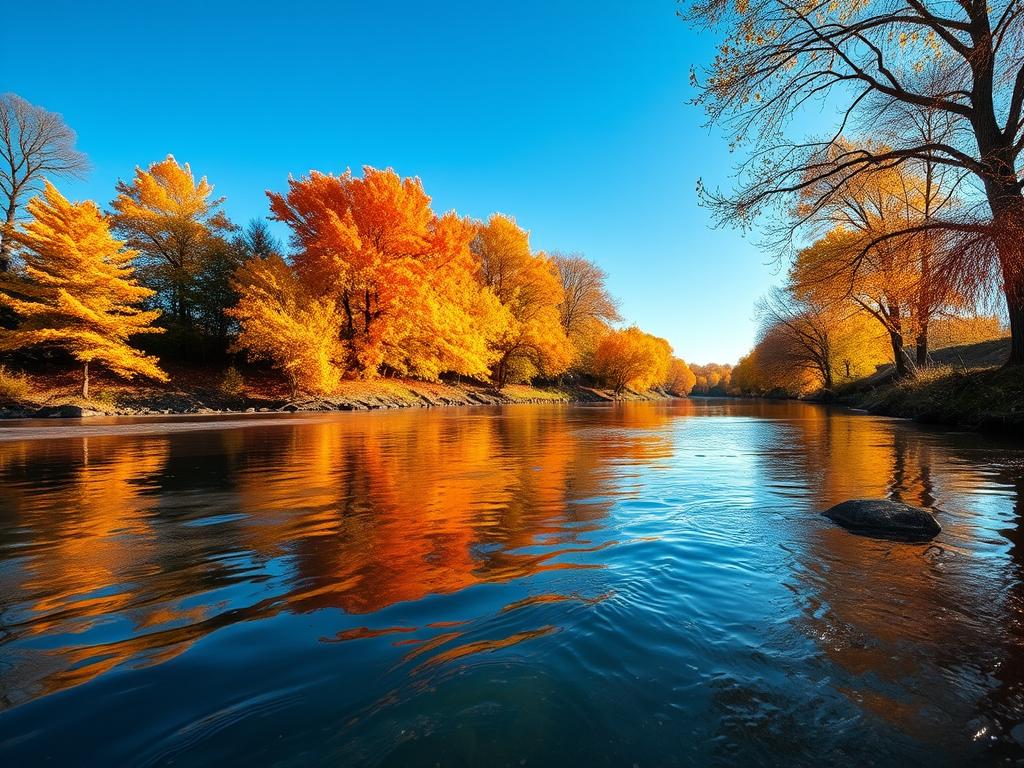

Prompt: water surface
[1,399,1024,766]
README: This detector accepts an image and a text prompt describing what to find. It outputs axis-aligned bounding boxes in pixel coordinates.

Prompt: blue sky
[2,1,778,364]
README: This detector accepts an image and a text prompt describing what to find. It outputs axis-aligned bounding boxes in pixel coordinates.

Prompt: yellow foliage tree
[472,215,573,387]
[110,155,234,325]
[0,182,166,398]
[689,362,733,394]
[665,357,697,395]
[229,254,345,398]
[593,326,672,394]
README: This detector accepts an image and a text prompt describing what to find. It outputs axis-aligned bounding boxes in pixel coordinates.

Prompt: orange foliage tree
[592,326,672,394]
[267,167,505,380]
[0,182,166,397]
[471,215,572,387]
[665,357,697,395]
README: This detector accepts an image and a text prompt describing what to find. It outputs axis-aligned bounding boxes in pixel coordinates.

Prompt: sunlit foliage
[688,0,1024,364]
[110,155,235,329]
[0,182,166,397]
[0,143,675,396]
[229,254,345,397]
[472,215,573,387]
[930,316,1008,350]
[593,326,672,394]
[690,362,733,394]
[792,158,970,377]
[665,357,697,395]
[268,167,508,380]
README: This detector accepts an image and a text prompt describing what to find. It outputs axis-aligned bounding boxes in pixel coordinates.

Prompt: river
[1,399,1023,766]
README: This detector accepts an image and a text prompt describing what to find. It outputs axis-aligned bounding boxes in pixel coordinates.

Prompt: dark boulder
[822,499,941,541]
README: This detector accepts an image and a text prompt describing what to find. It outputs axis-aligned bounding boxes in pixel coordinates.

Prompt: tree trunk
[978,145,1024,365]
[0,201,16,272]
[342,289,354,338]
[82,361,89,400]
[993,219,1024,366]
[917,245,931,369]
[1008,287,1024,367]
[888,309,907,378]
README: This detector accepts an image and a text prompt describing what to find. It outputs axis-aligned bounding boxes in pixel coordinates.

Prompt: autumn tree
[688,0,1024,365]
[471,215,572,387]
[665,357,697,395]
[0,182,166,397]
[730,351,761,394]
[229,254,345,397]
[593,326,672,394]
[192,237,246,350]
[269,167,505,380]
[191,220,282,356]
[0,94,89,271]
[793,145,969,374]
[110,155,235,330]
[552,252,621,364]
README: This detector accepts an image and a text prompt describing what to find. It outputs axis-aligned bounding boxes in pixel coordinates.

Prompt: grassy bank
[0,364,668,418]
[831,339,1024,432]
[839,365,1024,432]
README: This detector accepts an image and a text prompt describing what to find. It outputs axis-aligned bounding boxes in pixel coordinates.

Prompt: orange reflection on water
[1,406,669,703]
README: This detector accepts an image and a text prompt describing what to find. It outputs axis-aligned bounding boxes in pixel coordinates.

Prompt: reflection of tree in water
[0,404,675,705]
[888,430,936,508]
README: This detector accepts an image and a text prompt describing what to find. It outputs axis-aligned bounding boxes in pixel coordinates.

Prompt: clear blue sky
[1,0,777,364]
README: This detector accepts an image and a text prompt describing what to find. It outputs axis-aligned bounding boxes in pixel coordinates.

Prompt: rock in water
[821,499,941,541]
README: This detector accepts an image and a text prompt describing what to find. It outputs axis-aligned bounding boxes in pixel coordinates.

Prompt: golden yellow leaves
[229,254,344,397]
[593,327,672,394]
[0,182,166,395]
[665,358,698,395]
[472,215,573,387]
[111,155,222,226]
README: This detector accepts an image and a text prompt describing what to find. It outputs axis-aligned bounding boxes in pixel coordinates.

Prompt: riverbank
[0,365,670,418]
[835,363,1024,433]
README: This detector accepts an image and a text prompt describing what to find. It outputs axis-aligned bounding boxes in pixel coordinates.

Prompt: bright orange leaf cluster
[233,166,676,395]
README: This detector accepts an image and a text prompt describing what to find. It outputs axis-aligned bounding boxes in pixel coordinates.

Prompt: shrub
[0,366,31,403]
[92,389,120,409]
[220,366,246,397]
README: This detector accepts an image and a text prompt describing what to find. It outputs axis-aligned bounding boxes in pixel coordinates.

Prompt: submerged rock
[822,499,942,541]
